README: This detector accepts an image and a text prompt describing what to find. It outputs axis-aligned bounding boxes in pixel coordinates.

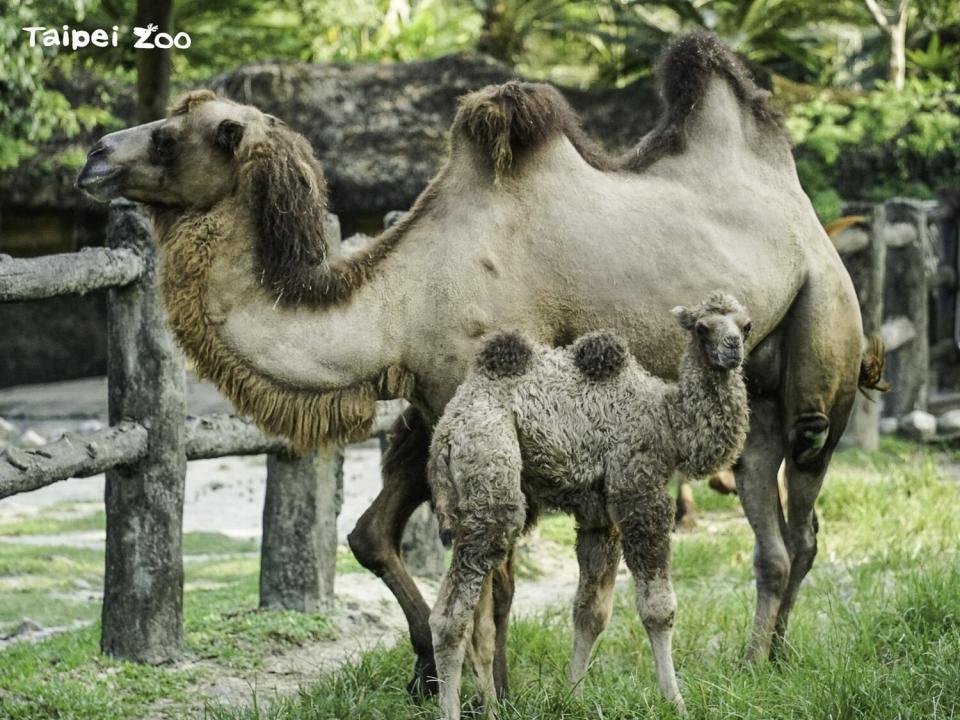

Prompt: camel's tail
[859,335,891,399]
[427,424,459,548]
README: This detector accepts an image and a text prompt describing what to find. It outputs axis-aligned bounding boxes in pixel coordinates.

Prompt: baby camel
[427,293,752,718]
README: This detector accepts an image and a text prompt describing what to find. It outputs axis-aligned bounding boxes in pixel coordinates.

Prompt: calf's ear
[671,305,695,330]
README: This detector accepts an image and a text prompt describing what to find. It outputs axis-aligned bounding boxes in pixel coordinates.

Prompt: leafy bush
[786,76,960,220]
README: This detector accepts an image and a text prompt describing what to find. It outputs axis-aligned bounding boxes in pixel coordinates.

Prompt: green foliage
[787,76,960,219]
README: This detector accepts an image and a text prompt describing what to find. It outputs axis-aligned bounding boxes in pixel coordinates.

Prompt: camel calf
[427,293,752,719]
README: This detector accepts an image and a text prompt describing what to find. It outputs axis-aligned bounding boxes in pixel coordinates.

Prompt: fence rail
[0,200,398,662]
[0,247,145,301]
[0,421,148,497]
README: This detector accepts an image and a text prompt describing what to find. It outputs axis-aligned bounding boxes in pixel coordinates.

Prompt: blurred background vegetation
[2,0,959,219]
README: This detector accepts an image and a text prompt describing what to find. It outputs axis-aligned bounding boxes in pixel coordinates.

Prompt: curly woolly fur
[476,331,533,377]
[157,208,416,453]
[451,31,783,181]
[572,331,629,381]
[429,293,752,543]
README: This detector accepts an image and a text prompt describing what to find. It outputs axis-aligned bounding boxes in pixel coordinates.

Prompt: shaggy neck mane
[155,206,416,451]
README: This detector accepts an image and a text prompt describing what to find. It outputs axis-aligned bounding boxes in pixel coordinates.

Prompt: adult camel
[78,32,884,697]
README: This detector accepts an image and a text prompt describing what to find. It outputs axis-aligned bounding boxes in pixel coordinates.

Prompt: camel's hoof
[406,657,440,699]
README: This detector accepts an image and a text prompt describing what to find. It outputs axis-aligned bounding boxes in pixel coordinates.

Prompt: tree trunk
[890,15,908,90]
[135,0,173,123]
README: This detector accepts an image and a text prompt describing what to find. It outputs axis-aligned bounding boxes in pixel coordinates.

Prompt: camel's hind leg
[768,269,861,660]
[735,396,789,663]
[567,524,621,693]
[346,408,437,696]
[771,392,854,659]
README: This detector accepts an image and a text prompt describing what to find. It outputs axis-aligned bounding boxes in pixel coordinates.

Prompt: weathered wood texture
[0,422,147,499]
[837,205,887,450]
[101,200,187,663]
[184,414,287,458]
[260,449,343,611]
[883,199,930,416]
[0,247,144,302]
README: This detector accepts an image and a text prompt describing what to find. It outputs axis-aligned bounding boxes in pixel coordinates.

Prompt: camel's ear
[671,305,696,330]
[215,119,245,155]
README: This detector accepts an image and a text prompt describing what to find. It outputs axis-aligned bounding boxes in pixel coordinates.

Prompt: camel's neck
[666,344,749,478]
[155,201,415,451]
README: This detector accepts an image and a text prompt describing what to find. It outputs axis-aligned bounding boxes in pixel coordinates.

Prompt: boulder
[878,416,899,435]
[898,410,936,441]
[936,409,960,435]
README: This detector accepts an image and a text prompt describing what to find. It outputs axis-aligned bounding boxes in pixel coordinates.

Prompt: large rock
[936,409,960,435]
[898,410,936,441]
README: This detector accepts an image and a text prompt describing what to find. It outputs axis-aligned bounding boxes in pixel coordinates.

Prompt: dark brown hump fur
[477,331,533,377]
[572,331,629,381]
[452,80,614,180]
[623,31,785,172]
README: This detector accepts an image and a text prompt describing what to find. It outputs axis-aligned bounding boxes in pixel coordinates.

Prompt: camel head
[671,293,751,370]
[79,90,332,301]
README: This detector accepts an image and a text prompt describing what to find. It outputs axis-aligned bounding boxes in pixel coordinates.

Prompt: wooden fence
[836,194,960,446]
[0,200,401,662]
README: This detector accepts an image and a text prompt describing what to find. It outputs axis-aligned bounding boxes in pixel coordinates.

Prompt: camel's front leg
[734,396,789,662]
[347,408,438,696]
[490,547,516,699]
[567,524,621,693]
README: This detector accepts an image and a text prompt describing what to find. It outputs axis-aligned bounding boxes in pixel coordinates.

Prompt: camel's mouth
[76,147,125,202]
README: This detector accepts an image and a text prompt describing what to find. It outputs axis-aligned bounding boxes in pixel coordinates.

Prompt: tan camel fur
[78,32,886,695]
[427,294,751,718]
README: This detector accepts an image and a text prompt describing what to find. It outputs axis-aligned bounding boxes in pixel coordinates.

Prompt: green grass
[1,438,959,719]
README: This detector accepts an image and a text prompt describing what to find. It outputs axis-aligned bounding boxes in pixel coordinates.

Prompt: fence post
[260,449,343,610]
[837,204,886,450]
[883,199,931,416]
[259,212,344,611]
[101,200,187,662]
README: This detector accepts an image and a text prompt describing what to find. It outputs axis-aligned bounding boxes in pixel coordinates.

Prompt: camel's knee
[789,413,830,467]
[347,511,389,574]
[636,577,677,632]
[754,542,791,596]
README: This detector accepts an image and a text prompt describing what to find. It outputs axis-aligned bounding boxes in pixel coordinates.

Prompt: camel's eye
[743,321,752,338]
[150,128,177,165]
[696,321,709,338]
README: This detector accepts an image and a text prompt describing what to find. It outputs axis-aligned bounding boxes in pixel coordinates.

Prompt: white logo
[23,24,191,50]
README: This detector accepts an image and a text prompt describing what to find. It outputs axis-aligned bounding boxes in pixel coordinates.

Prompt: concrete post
[259,212,344,610]
[101,200,186,662]
[260,449,343,611]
